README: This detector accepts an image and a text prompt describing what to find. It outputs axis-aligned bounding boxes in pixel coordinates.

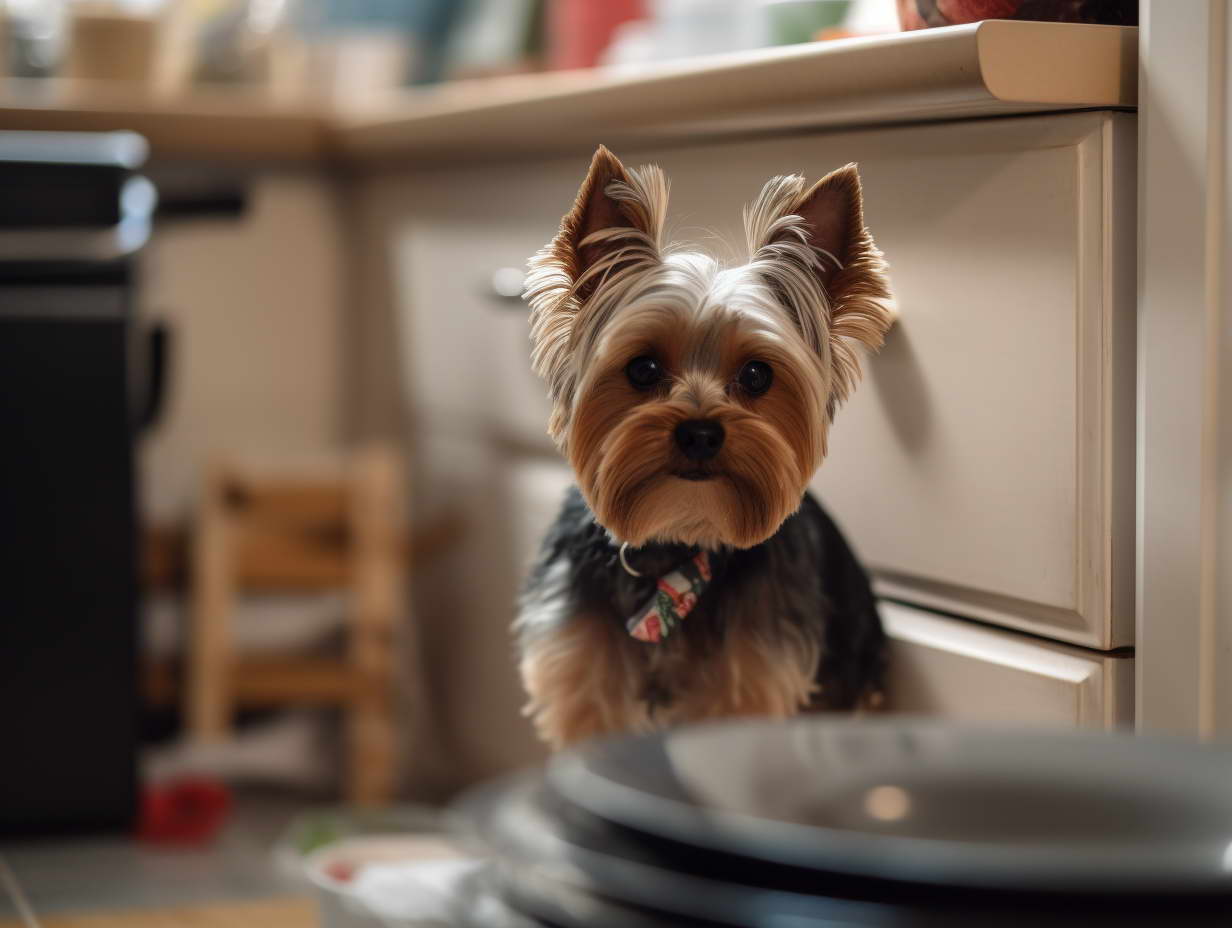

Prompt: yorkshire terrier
[516,145,895,749]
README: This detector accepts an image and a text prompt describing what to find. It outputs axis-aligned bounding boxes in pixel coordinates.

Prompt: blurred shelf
[0,78,331,161]
[335,20,1137,164]
[0,21,1136,164]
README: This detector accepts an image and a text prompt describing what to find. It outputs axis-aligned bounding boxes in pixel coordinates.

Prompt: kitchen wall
[138,171,348,523]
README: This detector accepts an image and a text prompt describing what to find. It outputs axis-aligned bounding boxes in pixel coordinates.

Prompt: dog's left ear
[747,164,894,413]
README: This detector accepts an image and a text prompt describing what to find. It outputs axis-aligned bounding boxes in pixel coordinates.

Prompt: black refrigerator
[0,131,157,834]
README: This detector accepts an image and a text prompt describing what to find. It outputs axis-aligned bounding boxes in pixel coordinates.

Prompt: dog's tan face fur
[525,146,893,549]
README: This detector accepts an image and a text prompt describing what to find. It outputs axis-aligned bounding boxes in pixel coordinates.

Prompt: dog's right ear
[544,145,666,302]
[525,145,668,445]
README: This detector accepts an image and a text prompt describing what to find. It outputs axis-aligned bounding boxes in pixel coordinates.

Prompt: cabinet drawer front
[652,113,1134,648]
[882,602,1132,730]
[380,110,1134,648]
[806,114,1137,649]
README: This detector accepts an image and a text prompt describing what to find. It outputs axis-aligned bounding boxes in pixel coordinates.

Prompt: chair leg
[346,689,396,805]
[344,445,403,804]
[187,465,236,743]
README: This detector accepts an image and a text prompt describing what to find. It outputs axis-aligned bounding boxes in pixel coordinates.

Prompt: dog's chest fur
[516,486,884,748]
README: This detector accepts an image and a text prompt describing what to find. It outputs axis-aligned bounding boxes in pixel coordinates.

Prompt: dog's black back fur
[519,486,886,711]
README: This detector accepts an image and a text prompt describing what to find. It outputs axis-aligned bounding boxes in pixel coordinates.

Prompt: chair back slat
[219,476,352,591]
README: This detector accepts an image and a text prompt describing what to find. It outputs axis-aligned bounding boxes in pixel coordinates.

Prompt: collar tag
[625,551,712,643]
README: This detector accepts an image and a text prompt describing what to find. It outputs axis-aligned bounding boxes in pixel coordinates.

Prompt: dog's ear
[746,164,894,415]
[534,144,667,303]
[525,145,669,444]
[568,146,658,298]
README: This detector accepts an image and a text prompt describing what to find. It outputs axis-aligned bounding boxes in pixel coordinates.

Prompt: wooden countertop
[0,79,330,161]
[0,20,1137,164]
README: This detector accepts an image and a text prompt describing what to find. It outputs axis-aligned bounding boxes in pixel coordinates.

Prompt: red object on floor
[137,777,232,844]
[324,860,358,883]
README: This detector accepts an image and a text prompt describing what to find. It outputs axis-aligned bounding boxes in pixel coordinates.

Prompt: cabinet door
[804,113,1137,651]
[881,601,1133,730]
[389,214,556,444]
[694,114,1134,649]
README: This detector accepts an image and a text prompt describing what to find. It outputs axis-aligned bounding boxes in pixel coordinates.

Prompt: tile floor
[0,790,309,921]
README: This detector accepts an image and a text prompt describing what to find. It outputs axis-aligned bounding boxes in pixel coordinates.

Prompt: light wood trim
[224,476,351,590]
[345,444,403,804]
[186,462,235,742]
[230,535,351,590]
[229,658,357,704]
[224,480,349,523]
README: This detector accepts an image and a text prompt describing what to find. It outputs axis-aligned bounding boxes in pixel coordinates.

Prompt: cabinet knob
[489,267,526,303]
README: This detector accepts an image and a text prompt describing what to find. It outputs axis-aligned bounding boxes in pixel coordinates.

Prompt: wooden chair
[186,445,404,804]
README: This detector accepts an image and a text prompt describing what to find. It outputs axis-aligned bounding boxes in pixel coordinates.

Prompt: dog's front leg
[519,612,651,750]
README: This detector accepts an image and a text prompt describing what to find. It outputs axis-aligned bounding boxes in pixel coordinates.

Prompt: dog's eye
[738,360,773,396]
[625,356,663,389]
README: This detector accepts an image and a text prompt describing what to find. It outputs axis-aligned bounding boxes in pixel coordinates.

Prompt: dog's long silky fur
[518,146,895,748]
[518,488,886,749]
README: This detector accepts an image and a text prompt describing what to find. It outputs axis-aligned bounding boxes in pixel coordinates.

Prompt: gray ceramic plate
[548,718,1232,893]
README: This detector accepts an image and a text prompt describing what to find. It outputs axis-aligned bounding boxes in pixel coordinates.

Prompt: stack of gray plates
[457,718,1232,927]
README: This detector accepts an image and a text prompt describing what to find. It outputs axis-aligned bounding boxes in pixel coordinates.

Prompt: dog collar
[624,550,712,643]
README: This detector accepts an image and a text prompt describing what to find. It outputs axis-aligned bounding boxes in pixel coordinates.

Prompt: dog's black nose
[675,419,725,461]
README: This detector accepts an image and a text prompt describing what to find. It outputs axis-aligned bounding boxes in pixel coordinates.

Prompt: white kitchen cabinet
[358,96,1139,782]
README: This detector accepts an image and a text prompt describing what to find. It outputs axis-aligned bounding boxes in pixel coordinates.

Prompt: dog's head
[525,146,893,549]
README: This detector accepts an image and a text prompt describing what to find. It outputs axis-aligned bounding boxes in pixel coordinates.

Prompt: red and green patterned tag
[626,550,712,643]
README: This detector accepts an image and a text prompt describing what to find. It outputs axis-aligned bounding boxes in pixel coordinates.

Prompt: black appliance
[0,131,157,834]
